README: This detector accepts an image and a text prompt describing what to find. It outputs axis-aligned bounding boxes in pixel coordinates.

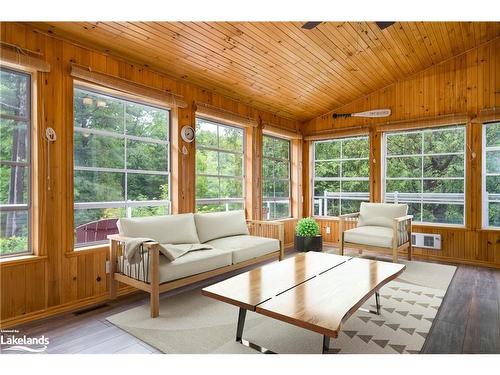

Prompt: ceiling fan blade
[375,22,395,30]
[302,22,322,30]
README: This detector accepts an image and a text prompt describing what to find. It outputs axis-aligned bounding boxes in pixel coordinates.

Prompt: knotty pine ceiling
[29,22,500,121]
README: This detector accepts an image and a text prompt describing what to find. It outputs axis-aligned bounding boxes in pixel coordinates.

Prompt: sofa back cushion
[194,210,249,243]
[357,202,408,229]
[117,213,200,244]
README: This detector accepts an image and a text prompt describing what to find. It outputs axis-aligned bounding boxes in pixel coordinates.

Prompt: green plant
[295,217,320,237]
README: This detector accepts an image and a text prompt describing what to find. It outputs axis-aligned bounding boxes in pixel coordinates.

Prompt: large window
[195,117,244,213]
[0,68,32,257]
[312,136,370,216]
[262,135,291,220]
[73,87,170,247]
[383,125,465,225]
[483,122,500,228]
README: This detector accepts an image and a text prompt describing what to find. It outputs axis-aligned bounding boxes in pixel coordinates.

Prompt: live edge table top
[202,252,405,338]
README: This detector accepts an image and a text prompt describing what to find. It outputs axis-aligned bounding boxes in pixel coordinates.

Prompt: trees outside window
[383,125,466,225]
[73,87,170,247]
[195,118,244,213]
[483,122,500,228]
[262,135,291,220]
[312,136,370,217]
[0,67,31,257]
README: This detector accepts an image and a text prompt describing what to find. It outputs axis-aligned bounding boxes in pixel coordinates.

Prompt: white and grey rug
[107,258,456,354]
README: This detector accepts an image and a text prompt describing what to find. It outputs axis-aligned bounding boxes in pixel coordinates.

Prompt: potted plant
[294,217,322,252]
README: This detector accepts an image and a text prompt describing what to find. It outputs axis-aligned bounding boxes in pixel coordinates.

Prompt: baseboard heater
[411,233,441,250]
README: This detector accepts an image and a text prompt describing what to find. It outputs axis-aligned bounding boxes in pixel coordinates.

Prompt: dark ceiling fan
[375,22,395,30]
[301,22,322,30]
[301,21,396,30]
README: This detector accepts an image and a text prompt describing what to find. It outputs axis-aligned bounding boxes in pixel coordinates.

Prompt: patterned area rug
[107,259,455,354]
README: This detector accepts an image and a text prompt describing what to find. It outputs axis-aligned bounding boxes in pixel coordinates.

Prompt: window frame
[382,124,466,226]
[195,116,246,212]
[311,135,370,218]
[482,121,500,229]
[262,134,292,220]
[0,66,33,258]
[73,84,172,249]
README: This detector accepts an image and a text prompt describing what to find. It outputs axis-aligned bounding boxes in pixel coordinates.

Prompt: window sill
[413,222,466,230]
[0,254,47,267]
[67,244,109,257]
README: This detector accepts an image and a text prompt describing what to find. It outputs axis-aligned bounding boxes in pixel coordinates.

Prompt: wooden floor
[1,249,499,354]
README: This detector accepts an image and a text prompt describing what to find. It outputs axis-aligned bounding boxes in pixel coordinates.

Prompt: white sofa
[339,202,413,263]
[108,210,284,317]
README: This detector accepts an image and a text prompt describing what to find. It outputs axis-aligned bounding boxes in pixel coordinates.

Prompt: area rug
[106,258,456,354]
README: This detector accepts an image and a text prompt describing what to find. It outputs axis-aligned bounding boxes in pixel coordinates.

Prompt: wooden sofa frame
[339,212,413,263]
[108,219,285,318]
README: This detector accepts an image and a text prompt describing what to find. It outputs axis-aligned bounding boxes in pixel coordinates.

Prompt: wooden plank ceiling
[28,22,500,120]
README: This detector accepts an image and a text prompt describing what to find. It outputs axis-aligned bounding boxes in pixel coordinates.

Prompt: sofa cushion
[117,213,200,244]
[357,202,408,229]
[119,248,232,283]
[344,226,394,248]
[194,210,249,243]
[206,235,280,264]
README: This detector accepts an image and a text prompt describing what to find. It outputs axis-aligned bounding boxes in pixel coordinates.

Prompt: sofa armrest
[392,215,413,247]
[338,212,360,240]
[246,220,285,260]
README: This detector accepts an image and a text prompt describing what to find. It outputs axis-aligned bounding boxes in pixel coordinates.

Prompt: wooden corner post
[109,239,118,299]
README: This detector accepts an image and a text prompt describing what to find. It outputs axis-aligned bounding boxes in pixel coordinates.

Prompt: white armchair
[339,202,413,263]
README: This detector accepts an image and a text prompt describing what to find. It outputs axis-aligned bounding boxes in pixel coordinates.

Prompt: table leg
[322,336,331,354]
[236,307,247,342]
[375,291,381,315]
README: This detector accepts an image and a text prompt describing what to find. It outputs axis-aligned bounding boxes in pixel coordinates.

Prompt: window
[195,117,244,212]
[312,136,370,217]
[262,135,291,220]
[483,122,500,228]
[73,87,170,247]
[383,125,466,225]
[0,67,32,257]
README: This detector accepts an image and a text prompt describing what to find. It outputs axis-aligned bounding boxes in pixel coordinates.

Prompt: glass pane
[74,88,124,134]
[423,179,464,193]
[486,176,500,194]
[422,203,464,224]
[274,180,290,198]
[314,161,340,178]
[342,180,369,193]
[196,149,218,175]
[220,178,243,198]
[274,138,290,160]
[342,159,369,177]
[127,173,169,201]
[264,201,290,220]
[423,154,464,178]
[274,160,289,179]
[0,69,29,118]
[314,181,340,197]
[342,137,369,158]
[406,202,422,222]
[386,156,421,178]
[262,180,274,198]
[0,165,29,204]
[131,205,169,217]
[74,208,123,246]
[488,202,500,227]
[486,150,500,174]
[126,102,168,140]
[74,132,124,169]
[219,151,243,176]
[195,119,218,148]
[386,179,421,193]
[326,198,340,217]
[424,127,465,154]
[74,170,124,202]
[0,210,29,255]
[386,132,422,156]
[262,136,274,158]
[315,141,340,160]
[0,120,29,163]
[340,199,363,215]
[196,201,244,213]
[485,122,500,147]
[218,125,243,152]
[263,158,274,179]
[127,140,168,171]
[196,176,219,199]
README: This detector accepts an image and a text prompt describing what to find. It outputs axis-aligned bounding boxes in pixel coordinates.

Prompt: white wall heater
[411,233,442,250]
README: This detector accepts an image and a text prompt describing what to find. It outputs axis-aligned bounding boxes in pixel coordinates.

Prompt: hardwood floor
[1,249,499,354]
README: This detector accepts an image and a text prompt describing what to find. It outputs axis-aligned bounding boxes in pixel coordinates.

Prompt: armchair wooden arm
[246,220,285,261]
[392,215,413,261]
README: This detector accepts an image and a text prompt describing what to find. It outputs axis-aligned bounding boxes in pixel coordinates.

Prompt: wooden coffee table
[202,252,405,354]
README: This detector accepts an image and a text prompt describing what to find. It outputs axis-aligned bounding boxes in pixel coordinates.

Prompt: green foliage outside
[296,217,320,237]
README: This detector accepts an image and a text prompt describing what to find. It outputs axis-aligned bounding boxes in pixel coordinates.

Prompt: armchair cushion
[194,210,249,243]
[343,226,394,248]
[357,202,408,229]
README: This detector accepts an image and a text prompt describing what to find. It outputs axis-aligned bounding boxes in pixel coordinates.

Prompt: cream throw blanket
[124,238,213,265]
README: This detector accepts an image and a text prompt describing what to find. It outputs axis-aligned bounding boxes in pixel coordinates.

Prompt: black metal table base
[235,291,381,354]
